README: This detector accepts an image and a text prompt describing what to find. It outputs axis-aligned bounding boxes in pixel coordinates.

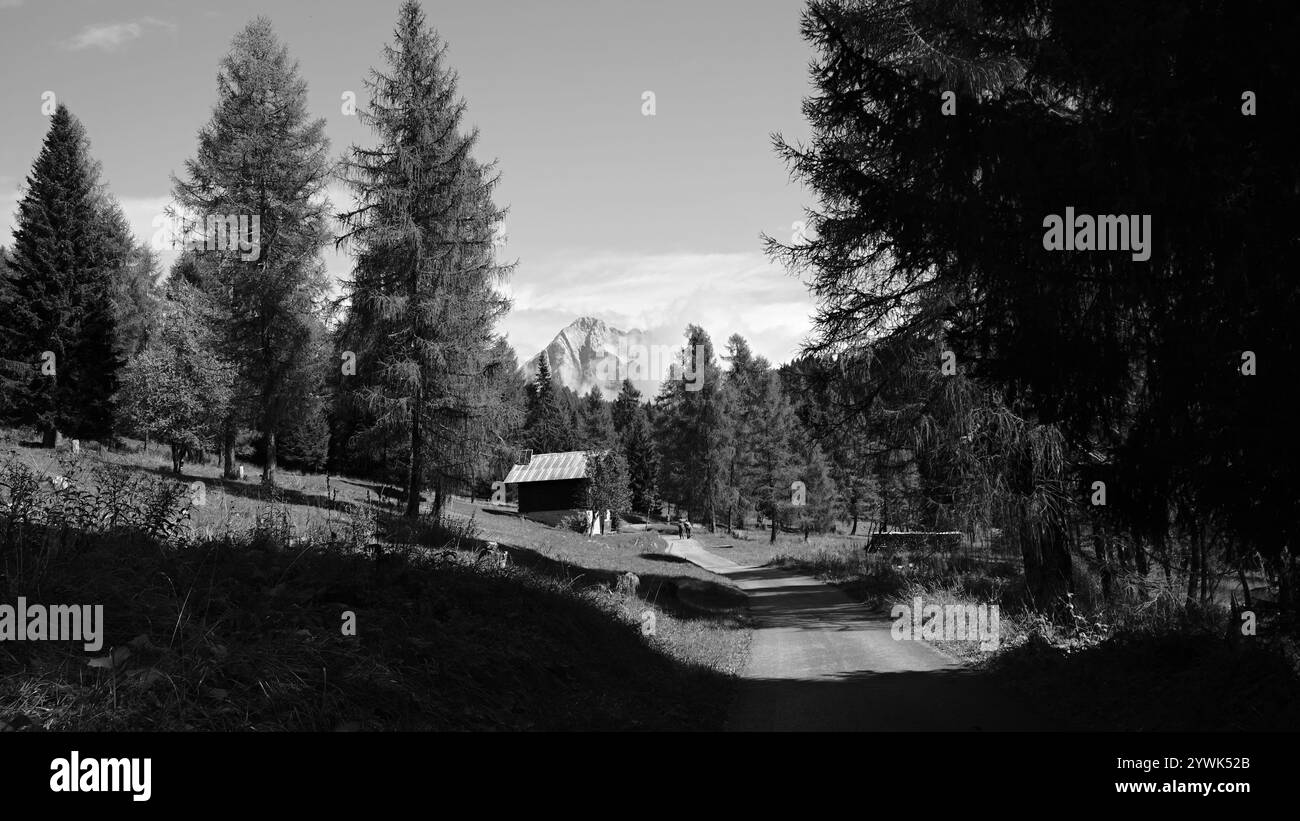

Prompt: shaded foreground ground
[1,435,756,731]
[0,441,750,731]
[0,531,744,730]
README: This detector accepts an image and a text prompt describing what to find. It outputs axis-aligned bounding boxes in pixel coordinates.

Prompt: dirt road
[667,538,1049,731]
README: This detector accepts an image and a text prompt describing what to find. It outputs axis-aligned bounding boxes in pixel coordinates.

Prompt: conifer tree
[623,409,660,517]
[611,378,642,437]
[721,334,770,529]
[338,0,513,516]
[1,106,128,444]
[580,385,615,448]
[522,353,577,453]
[654,325,732,529]
[749,371,800,542]
[172,17,332,485]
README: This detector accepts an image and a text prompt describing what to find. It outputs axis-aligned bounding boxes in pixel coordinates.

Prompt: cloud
[65,17,175,52]
[0,0,25,9]
[500,251,816,367]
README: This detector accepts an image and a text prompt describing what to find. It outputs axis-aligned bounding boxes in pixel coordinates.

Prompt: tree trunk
[405,393,423,518]
[222,425,237,479]
[1092,520,1113,602]
[1200,531,1211,604]
[42,427,61,448]
[1020,518,1073,614]
[1114,533,1129,571]
[263,426,277,486]
[1285,551,1298,617]
[432,481,444,521]
[1236,563,1253,609]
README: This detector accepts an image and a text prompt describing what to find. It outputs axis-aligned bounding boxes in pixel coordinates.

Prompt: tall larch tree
[172,17,333,485]
[337,0,513,517]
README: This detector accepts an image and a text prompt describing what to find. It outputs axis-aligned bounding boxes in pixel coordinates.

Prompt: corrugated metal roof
[504,451,591,483]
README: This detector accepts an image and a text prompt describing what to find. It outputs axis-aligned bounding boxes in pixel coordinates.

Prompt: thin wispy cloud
[65,17,176,52]
[501,251,815,366]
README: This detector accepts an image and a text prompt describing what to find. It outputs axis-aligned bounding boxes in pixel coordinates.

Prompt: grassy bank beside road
[0,437,750,731]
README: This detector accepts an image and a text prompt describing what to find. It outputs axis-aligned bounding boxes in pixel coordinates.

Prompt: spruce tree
[0,247,16,421]
[654,325,732,529]
[580,385,615,448]
[623,409,660,517]
[749,370,800,543]
[522,353,577,453]
[338,0,513,516]
[611,378,642,437]
[100,198,163,361]
[1,106,127,444]
[721,334,770,529]
[798,441,840,539]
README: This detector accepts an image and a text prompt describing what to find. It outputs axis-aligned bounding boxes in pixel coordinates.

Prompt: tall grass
[0,451,744,730]
[772,540,1256,655]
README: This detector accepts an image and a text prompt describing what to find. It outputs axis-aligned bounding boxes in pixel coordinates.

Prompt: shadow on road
[728,667,1053,731]
[638,552,692,564]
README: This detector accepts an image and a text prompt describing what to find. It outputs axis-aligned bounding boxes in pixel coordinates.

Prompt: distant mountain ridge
[521,317,661,400]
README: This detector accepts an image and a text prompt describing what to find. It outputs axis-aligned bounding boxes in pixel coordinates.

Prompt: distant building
[504,450,591,514]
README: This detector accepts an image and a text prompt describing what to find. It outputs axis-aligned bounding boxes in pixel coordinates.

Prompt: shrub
[867,531,963,554]
[561,511,589,533]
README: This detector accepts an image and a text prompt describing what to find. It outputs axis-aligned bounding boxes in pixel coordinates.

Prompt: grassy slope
[447,499,751,680]
[2,538,741,730]
[0,433,750,731]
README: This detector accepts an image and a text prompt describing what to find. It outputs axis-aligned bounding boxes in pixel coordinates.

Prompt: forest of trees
[4,0,1296,624]
[0,1,838,544]
[515,326,842,538]
[1,5,521,514]
[763,0,1300,613]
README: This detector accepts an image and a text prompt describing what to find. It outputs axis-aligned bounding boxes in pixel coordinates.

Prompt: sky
[0,0,819,365]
